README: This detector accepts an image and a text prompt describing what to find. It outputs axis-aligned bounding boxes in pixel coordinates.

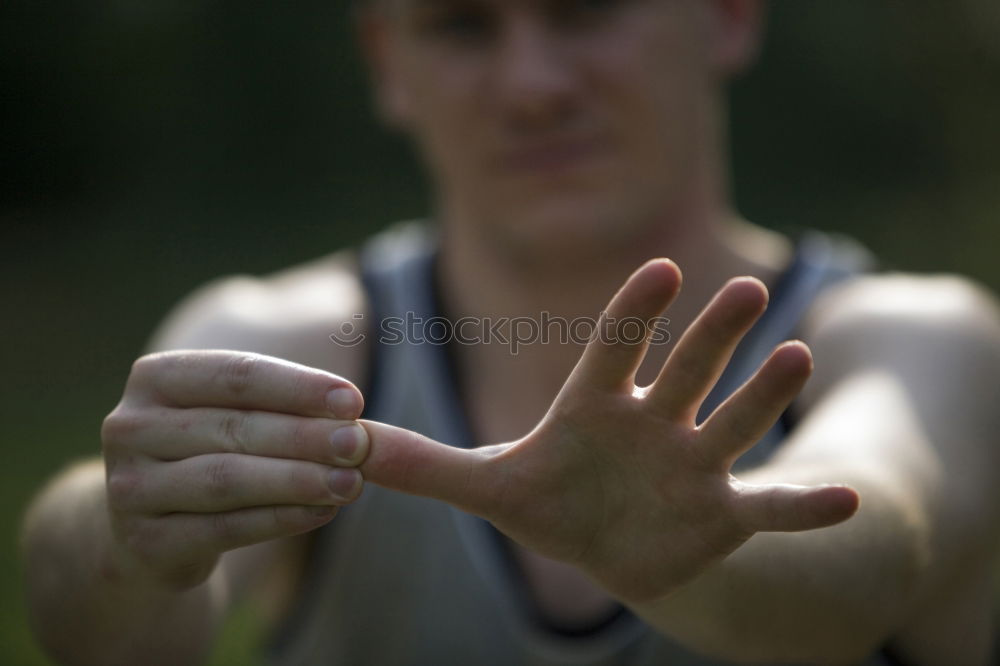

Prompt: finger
[115,407,368,467]
[120,454,362,513]
[359,420,504,519]
[148,504,338,566]
[645,277,768,421]
[568,259,681,393]
[128,350,363,419]
[732,481,860,533]
[696,341,812,468]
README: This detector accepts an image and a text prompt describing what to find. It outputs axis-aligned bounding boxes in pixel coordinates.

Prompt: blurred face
[364,0,761,255]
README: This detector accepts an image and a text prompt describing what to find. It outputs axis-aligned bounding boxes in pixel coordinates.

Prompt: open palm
[360,259,859,604]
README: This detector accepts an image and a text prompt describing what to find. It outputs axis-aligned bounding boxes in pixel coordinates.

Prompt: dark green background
[4,2,999,663]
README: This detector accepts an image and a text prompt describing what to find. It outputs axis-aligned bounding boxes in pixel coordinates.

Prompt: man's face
[365,0,760,255]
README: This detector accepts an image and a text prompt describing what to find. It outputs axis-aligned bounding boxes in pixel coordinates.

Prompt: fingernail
[331,424,368,465]
[328,468,360,501]
[326,388,359,418]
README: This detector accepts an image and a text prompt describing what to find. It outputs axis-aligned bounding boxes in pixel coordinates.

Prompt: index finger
[128,350,363,419]
[568,259,681,393]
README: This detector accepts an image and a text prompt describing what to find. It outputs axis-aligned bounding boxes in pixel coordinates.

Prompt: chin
[486,195,649,263]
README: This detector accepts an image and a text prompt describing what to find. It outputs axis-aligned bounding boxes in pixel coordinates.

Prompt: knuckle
[218,411,251,454]
[288,419,317,458]
[127,351,192,404]
[128,351,175,388]
[210,512,238,544]
[293,465,336,504]
[128,354,157,383]
[204,456,234,499]
[101,408,143,451]
[219,353,259,395]
[270,505,288,529]
[106,464,143,510]
[271,505,299,530]
[285,367,308,397]
[292,371,324,410]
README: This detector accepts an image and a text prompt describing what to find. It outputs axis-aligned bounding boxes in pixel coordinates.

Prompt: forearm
[21,459,225,666]
[630,471,927,663]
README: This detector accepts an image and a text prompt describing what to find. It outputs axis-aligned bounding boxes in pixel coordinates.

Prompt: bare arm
[21,255,370,665]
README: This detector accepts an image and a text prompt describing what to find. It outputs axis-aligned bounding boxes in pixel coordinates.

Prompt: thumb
[358,420,504,517]
[733,482,860,533]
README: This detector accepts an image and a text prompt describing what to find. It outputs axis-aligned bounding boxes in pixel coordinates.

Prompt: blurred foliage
[2,1,999,663]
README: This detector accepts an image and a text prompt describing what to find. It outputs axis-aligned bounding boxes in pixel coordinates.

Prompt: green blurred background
[3,2,999,664]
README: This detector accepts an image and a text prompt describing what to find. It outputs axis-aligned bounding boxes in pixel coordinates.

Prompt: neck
[442,218,698,316]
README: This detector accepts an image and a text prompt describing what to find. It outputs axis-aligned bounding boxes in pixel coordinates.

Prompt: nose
[491,16,580,128]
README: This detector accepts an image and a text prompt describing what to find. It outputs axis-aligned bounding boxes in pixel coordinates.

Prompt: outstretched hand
[360,259,859,604]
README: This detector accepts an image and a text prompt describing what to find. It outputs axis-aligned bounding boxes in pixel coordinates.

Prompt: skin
[21,0,1000,664]
[358,262,861,603]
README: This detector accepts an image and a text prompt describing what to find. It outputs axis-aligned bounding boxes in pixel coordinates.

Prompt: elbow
[699,511,928,663]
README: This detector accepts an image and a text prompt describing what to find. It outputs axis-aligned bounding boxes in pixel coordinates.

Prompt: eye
[550,0,629,26]
[577,0,622,9]
[415,3,497,45]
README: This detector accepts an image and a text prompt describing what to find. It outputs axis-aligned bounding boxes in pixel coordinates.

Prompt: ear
[356,6,414,129]
[706,0,766,75]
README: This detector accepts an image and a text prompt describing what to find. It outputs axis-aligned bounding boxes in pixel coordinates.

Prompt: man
[22,1,1000,664]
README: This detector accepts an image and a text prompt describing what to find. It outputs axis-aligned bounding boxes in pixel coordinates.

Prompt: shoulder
[800,271,1000,391]
[145,248,370,385]
[806,270,1000,335]
[797,271,1000,445]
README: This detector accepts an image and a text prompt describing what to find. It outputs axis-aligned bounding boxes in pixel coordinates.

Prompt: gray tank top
[269,221,894,666]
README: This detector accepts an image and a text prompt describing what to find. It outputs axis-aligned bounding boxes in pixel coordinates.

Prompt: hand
[101,350,368,589]
[360,259,859,604]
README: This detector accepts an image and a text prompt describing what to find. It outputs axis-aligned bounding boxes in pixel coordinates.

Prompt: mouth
[497,136,606,176]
